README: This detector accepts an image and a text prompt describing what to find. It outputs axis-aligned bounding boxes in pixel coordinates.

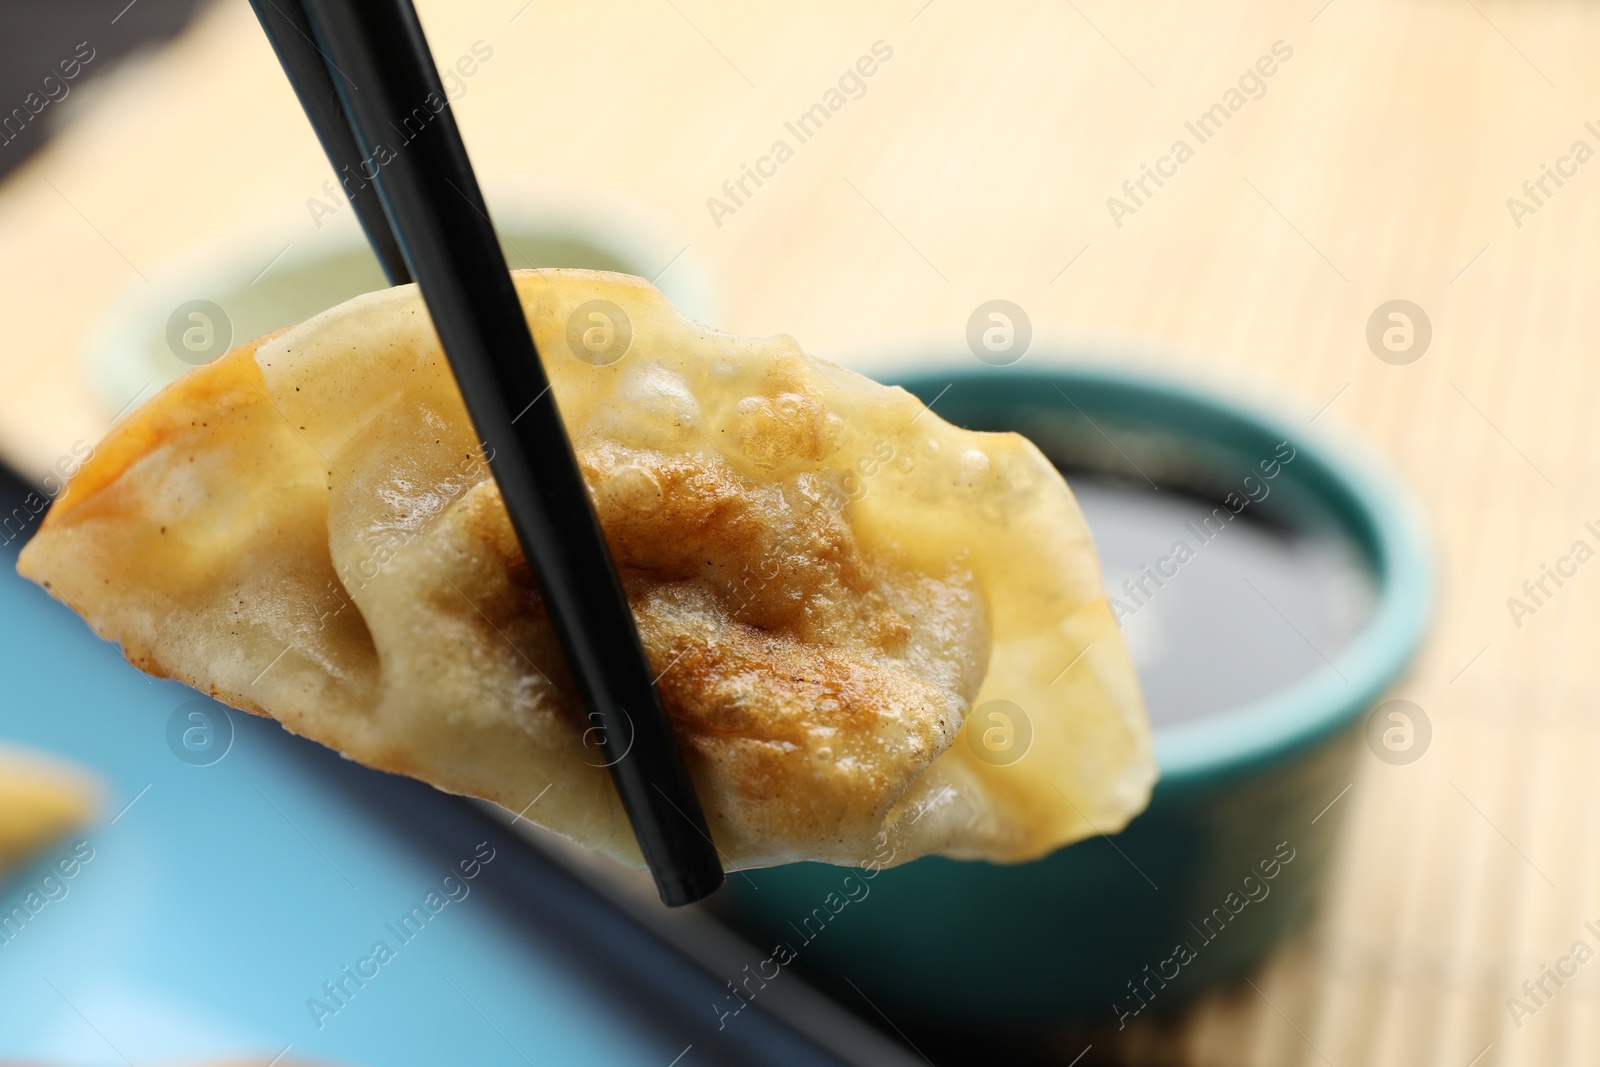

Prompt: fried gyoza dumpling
[19,269,1152,870]
[0,745,97,875]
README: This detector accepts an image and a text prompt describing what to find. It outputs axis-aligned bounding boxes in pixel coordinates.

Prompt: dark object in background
[291,724,852,1067]
[0,0,205,181]
[248,0,410,284]
[0,463,37,553]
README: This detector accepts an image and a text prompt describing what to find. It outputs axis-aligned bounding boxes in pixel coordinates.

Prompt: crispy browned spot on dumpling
[19,269,1152,869]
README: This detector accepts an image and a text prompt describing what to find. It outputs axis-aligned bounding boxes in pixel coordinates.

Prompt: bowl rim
[81,201,718,424]
[882,361,1433,790]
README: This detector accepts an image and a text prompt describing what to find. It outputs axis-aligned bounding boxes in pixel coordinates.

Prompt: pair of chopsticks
[248,0,723,906]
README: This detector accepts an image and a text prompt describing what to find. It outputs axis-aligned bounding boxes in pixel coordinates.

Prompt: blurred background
[0,0,1594,1064]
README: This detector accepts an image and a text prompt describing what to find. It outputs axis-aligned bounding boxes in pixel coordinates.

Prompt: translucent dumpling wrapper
[18,269,1153,870]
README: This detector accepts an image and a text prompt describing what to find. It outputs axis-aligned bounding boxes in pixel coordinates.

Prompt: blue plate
[0,468,841,1067]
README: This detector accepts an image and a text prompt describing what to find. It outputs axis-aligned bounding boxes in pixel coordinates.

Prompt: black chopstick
[251,0,725,906]
[248,0,410,285]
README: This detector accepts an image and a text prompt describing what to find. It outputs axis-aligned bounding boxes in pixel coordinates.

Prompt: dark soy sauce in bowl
[718,370,1430,1026]
[1063,473,1374,729]
[996,397,1379,732]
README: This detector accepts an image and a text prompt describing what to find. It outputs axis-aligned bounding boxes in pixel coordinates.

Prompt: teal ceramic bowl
[711,362,1432,1027]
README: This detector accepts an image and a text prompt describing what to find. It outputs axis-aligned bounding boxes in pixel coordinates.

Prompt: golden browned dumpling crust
[19,270,1152,870]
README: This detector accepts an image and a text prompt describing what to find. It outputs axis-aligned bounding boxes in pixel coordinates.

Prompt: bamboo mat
[1,0,1596,1063]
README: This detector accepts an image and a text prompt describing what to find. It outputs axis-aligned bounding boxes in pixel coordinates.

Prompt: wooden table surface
[2,0,1597,1063]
